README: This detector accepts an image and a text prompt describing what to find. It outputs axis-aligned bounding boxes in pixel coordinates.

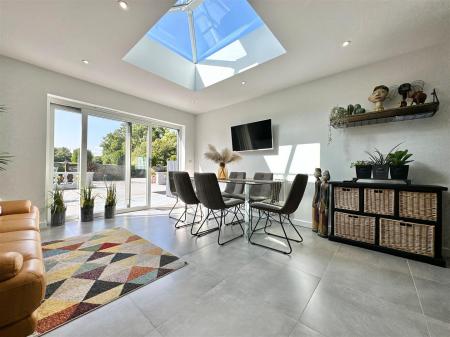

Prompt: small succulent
[387,150,413,166]
[350,160,372,168]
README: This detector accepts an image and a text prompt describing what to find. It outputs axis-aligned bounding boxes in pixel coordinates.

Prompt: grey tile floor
[39,209,450,337]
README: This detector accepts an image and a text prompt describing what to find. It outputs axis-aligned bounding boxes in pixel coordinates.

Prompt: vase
[372,164,389,180]
[355,165,372,179]
[390,165,409,180]
[217,165,228,180]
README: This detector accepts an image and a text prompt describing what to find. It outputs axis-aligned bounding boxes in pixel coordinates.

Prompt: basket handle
[374,189,384,193]
[342,188,351,191]
[348,215,359,219]
[400,222,412,227]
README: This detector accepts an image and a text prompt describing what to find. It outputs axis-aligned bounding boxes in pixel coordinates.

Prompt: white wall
[195,43,450,252]
[0,55,196,215]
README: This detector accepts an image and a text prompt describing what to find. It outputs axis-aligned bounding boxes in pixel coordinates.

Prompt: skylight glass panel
[147,9,193,61]
[193,0,263,62]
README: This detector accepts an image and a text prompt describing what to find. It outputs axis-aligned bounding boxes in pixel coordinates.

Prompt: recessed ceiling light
[118,1,128,10]
[342,40,352,47]
[241,81,247,85]
[81,59,89,64]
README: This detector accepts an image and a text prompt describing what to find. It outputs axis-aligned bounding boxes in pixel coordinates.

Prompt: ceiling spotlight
[118,1,128,10]
[342,40,352,47]
[81,59,89,64]
[241,81,247,85]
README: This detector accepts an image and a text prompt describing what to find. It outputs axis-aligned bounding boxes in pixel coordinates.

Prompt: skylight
[123,0,286,90]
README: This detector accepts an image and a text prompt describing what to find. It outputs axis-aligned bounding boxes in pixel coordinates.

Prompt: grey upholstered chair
[194,173,245,245]
[249,174,308,254]
[234,172,273,202]
[222,172,246,198]
[173,172,202,231]
[168,171,180,220]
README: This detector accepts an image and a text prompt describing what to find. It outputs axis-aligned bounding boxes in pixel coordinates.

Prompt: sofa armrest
[0,201,31,216]
[0,252,23,282]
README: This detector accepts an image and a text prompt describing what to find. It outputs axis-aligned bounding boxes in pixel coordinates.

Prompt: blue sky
[54,109,123,156]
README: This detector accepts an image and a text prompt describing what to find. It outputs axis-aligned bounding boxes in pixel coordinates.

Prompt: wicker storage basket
[334,212,375,243]
[399,191,437,221]
[364,188,395,215]
[334,187,359,211]
[379,218,435,257]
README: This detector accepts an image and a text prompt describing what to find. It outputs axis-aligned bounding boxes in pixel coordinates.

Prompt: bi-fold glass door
[49,103,179,220]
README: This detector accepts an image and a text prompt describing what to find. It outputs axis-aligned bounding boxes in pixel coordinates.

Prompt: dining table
[191,176,285,241]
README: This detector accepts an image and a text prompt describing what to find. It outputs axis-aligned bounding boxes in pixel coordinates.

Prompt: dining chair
[194,173,245,245]
[249,174,308,254]
[234,172,273,202]
[168,171,180,220]
[173,172,203,231]
[221,172,246,198]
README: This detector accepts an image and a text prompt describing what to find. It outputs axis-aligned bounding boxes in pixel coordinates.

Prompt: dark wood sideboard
[328,181,447,266]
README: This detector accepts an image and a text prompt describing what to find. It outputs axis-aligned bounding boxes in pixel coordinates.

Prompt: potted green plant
[351,161,372,179]
[104,182,117,219]
[49,187,66,226]
[387,149,413,180]
[80,185,96,222]
[366,144,400,179]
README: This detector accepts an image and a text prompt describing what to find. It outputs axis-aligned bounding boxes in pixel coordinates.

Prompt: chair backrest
[168,171,178,194]
[250,172,273,197]
[224,172,246,194]
[173,172,199,205]
[281,174,308,214]
[194,173,225,210]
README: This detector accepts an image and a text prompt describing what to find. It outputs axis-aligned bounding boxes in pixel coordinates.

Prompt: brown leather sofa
[0,200,46,337]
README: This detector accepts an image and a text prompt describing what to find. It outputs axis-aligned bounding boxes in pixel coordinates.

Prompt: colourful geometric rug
[34,227,186,336]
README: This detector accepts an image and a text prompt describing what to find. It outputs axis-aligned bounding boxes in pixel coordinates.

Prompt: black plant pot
[104,205,116,219]
[80,206,94,222]
[372,164,389,179]
[355,165,372,179]
[390,165,409,180]
[51,210,66,227]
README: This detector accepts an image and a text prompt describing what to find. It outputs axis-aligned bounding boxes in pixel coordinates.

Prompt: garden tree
[100,124,177,167]
[71,148,94,164]
[54,147,72,162]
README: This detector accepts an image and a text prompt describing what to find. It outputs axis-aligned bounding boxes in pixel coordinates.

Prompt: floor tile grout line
[407,259,432,337]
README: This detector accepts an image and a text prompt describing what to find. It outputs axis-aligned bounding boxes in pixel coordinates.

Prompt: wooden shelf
[331,90,439,128]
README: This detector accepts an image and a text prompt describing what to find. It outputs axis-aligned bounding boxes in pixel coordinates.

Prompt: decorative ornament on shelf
[368,85,389,111]
[312,168,322,233]
[204,144,242,180]
[398,83,412,107]
[409,80,427,105]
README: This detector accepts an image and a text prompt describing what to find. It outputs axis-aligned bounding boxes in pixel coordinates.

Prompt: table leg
[244,184,250,241]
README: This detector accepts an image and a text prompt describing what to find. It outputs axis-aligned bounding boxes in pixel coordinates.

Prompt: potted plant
[104,182,117,219]
[387,149,413,180]
[80,185,96,222]
[351,161,372,179]
[366,144,400,179]
[49,187,66,226]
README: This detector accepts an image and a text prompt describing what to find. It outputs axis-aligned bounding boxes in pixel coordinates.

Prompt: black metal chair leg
[264,213,303,243]
[168,196,179,220]
[175,204,201,229]
[192,209,219,237]
[286,214,304,242]
[218,208,244,245]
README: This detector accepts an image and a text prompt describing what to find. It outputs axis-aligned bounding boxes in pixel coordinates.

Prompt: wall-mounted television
[231,119,273,152]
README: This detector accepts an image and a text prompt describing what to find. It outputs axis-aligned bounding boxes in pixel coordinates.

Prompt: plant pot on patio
[372,164,389,179]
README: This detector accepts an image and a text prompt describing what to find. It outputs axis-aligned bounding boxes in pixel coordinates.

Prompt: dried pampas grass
[204,144,242,164]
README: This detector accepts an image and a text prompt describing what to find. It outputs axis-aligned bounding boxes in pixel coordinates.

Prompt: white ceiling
[1,0,449,114]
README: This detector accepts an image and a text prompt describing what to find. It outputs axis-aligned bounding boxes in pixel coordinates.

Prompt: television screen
[231,119,273,152]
